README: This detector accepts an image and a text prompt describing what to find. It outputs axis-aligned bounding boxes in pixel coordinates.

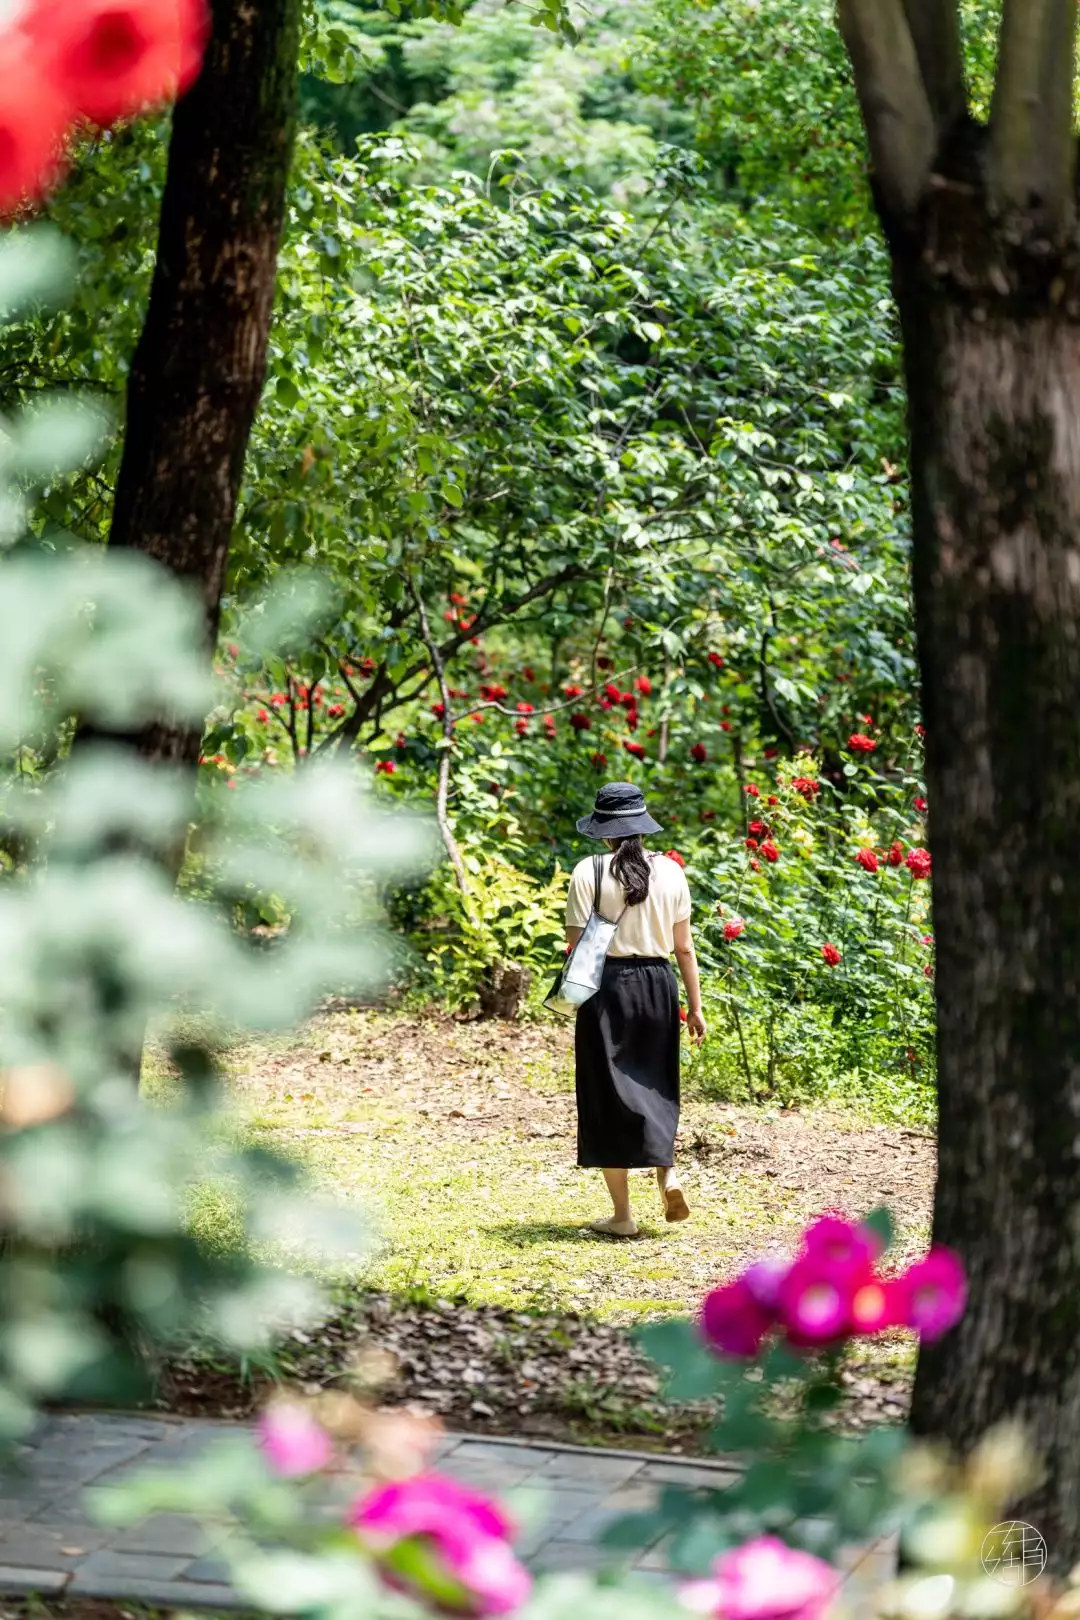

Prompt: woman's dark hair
[610,835,651,906]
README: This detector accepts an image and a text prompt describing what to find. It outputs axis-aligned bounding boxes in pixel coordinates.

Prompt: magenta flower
[350,1472,531,1616]
[803,1215,881,1274]
[257,1402,333,1477]
[700,1278,774,1359]
[680,1535,839,1620]
[777,1256,854,1347]
[895,1246,966,1342]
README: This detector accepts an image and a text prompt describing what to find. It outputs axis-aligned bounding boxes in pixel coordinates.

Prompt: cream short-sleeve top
[565,852,692,959]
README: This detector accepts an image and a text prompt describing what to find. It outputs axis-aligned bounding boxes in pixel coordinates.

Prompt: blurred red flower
[723,918,745,941]
[256,708,269,723]
[907,847,932,880]
[591,752,608,769]
[708,652,724,668]
[375,760,396,775]
[515,701,534,714]
[745,783,760,797]
[623,740,645,758]
[634,676,652,696]
[522,666,534,681]
[620,691,636,710]
[690,742,707,763]
[27,0,210,128]
[665,850,686,867]
[0,62,70,213]
[761,841,780,863]
[570,712,591,731]
[327,703,345,718]
[480,683,508,702]
[563,683,583,698]
[914,796,927,813]
[792,776,819,799]
[848,733,876,754]
[745,838,759,852]
[821,943,841,966]
[721,721,732,732]
[604,682,621,703]
[887,841,903,867]
[855,848,879,873]
[514,719,528,736]
[431,702,446,719]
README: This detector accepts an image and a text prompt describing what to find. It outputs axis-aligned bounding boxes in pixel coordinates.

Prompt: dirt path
[161,1009,935,1450]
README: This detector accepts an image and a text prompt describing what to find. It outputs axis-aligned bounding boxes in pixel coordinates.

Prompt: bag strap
[593,852,628,923]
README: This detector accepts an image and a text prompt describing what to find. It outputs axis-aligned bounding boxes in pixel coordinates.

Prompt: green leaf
[862,1205,894,1253]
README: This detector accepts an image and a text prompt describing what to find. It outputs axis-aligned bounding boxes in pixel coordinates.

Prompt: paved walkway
[0,1413,895,1609]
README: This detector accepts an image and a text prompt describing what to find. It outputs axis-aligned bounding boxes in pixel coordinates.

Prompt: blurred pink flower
[257,1403,332,1477]
[803,1215,882,1273]
[777,1256,854,1347]
[700,1278,773,1359]
[895,1246,966,1342]
[25,0,209,128]
[350,1472,531,1616]
[680,1535,839,1620]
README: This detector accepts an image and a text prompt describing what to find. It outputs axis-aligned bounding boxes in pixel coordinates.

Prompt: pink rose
[681,1535,839,1620]
[350,1472,531,1616]
[256,1403,333,1477]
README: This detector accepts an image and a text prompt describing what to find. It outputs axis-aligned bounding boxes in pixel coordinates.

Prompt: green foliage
[410,849,568,1008]
[0,233,429,1447]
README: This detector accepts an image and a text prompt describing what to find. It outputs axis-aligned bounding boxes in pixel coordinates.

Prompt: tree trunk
[106,0,302,769]
[895,204,1080,1568]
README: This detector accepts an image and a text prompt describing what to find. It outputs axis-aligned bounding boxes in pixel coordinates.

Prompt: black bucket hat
[577,781,663,840]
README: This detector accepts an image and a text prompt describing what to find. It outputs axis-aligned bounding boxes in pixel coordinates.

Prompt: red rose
[255,708,269,723]
[604,683,621,703]
[620,691,636,710]
[591,752,608,769]
[748,820,766,837]
[701,810,716,821]
[522,666,534,681]
[906,847,932,880]
[767,795,778,806]
[665,850,686,867]
[924,964,934,978]
[821,943,842,966]
[914,796,927,813]
[887,841,903,867]
[570,713,592,731]
[327,703,345,719]
[745,784,760,798]
[723,918,745,941]
[26,0,209,130]
[359,658,376,676]
[597,656,613,670]
[634,676,652,696]
[708,652,724,668]
[848,733,877,754]
[792,776,819,799]
[626,711,639,731]
[563,684,583,698]
[516,701,534,714]
[915,723,925,738]
[761,841,780,863]
[480,683,508,701]
[270,693,286,709]
[623,740,645,758]
[431,702,446,719]
[745,838,759,852]
[750,858,761,871]
[763,746,778,759]
[515,719,529,735]
[690,742,707,763]
[449,592,469,606]
[855,848,879,873]
[375,760,396,776]
[721,721,732,732]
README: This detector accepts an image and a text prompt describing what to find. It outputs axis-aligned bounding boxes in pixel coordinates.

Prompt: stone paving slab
[0,1413,897,1609]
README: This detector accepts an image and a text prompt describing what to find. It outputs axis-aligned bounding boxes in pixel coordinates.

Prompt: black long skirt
[575,956,680,1169]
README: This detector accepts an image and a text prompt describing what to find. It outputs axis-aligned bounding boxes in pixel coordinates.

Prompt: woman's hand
[686,1008,707,1044]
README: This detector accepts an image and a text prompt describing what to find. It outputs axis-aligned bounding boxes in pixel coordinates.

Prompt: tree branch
[988,0,1077,233]
[837,0,937,219]
[408,578,472,905]
[900,0,966,134]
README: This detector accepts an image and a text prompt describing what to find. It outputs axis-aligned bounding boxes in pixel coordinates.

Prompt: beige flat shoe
[589,1216,639,1238]
[664,1185,690,1223]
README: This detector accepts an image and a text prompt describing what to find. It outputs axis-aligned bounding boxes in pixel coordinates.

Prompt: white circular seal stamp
[980,1521,1047,1586]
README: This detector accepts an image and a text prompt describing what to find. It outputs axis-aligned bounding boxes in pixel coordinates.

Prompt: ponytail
[610,835,651,906]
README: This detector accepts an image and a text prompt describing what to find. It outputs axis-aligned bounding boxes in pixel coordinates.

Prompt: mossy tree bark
[840,0,1080,1569]
[107,0,302,768]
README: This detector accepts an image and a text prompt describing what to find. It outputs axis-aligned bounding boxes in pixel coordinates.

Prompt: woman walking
[566,781,707,1237]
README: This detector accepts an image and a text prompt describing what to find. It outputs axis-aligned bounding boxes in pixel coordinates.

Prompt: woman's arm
[673,919,707,1043]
